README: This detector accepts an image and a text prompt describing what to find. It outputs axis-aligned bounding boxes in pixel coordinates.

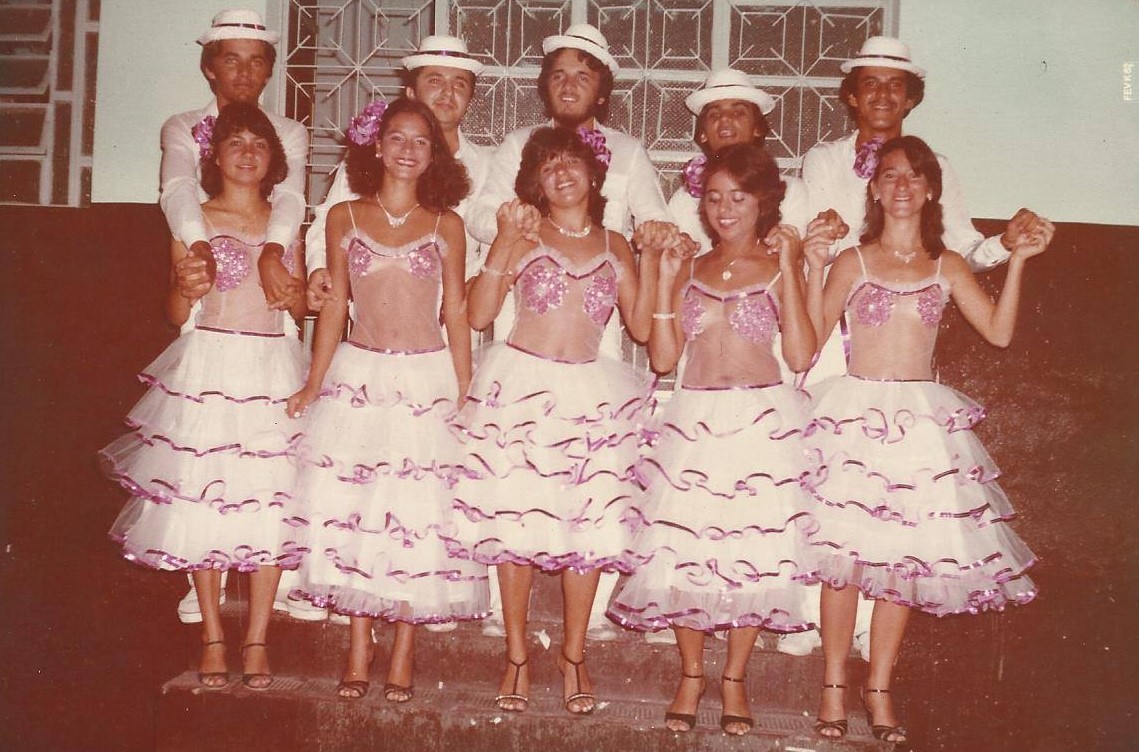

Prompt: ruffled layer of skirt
[101,328,305,570]
[447,343,655,573]
[287,344,488,622]
[801,375,1037,615]
[609,385,817,633]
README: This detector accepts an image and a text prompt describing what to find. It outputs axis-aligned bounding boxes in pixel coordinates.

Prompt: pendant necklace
[892,248,918,264]
[548,217,592,239]
[377,196,418,228]
[721,258,740,281]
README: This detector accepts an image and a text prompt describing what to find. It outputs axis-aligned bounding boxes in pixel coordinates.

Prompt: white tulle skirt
[446,343,656,573]
[801,375,1038,615]
[608,384,818,633]
[286,343,489,623]
[101,327,304,571]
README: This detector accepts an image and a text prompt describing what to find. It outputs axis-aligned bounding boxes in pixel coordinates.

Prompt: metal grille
[0,0,99,206]
[271,0,896,209]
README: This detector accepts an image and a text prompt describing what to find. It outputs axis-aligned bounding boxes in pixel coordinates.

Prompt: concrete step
[157,670,889,752]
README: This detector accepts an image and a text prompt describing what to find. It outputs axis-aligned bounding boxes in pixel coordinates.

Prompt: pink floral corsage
[682,154,707,198]
[577,127,612,167]
[192,116,216,160]
[347,100,388,146]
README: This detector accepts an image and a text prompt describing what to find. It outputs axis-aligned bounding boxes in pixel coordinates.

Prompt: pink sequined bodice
[195,235,297,335]
[507,245,621,363]
[679,278,783,389]
[845,254,949,380]
[342,232,447,353]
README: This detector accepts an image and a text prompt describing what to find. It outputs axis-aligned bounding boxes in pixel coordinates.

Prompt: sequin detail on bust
[407,243,440,280]
[680,292,705,340]
[582,274,617,326]
[916,286,945,327]
[347,240,371,279]
[729,297,778,344]
[212,238,251,292]
[519,263,568,314]
[855,284,895,327]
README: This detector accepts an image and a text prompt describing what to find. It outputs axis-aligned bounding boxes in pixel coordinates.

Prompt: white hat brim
[840,57,925,78]
[402,53,484,76]
[198,27,280,45]
[541,35,618,73]
[686,85,777,116]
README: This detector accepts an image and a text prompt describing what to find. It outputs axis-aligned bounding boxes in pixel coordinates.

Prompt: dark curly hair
[860,135,946,259]
[695,101,770,156]
[537,48,615,125]
[200,102,287,199]
[699,143,786,245]
[345,97,470,212]
[839,66,925,121]
[515,126,608,227]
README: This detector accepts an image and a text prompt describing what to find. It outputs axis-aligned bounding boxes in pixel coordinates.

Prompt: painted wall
[92,1,1138,226]
[91,1,269,204]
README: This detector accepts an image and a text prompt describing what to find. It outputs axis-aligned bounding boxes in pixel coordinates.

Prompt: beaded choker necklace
[548,217,591,239]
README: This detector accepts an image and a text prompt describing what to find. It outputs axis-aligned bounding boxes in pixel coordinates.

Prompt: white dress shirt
[159,99,309,249]
[305,131,493,280]
[667,173,811,253]
[802,133,1009,271]
[465,122,672,246]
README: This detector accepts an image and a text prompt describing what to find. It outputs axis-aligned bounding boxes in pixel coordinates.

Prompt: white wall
[92,0,1138,226]
[899,0,1138,226]
[91,1,269,203]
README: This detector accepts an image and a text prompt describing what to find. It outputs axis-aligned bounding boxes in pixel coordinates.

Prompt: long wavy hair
[515,126,608,227]
[699,143,786,245]
[860,135,946,259]
[345,97,470,211]
[200,102,287,199]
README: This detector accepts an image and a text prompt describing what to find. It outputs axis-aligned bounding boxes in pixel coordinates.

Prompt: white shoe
[329,611,350,625]
[585,620,620,642]
[777,630,822,656]
[480,615,506,638]
[644,630,676,645]
[286,595,329,622]
[854,630,871,662]
[425,621,458,633]
[176,585,227,625]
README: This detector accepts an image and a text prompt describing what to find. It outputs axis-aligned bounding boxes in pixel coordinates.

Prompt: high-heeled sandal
[663,672,705,732]
[383,682,414,703]
[718,674,754,735]
[558,652,595,715]
[198,639,229,689]
[336,644,375,699]
[814,683,849,738]
[494,656,529,712]
[241,642,272,690]
[862,687,907,743]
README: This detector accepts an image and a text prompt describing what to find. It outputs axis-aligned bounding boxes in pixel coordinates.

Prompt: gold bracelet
[652,312,676,320]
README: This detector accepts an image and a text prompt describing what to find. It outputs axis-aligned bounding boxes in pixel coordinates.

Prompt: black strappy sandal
[663,672,706,732]
[241,642,272,690]
[198,639,229,689]
[718,674,754,735]
[494,656,529,712]
[814,683,849,738]
[862,687,908,744]
[558,652,596,716]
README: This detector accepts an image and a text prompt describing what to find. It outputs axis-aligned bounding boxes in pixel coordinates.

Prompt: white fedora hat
[402,34,485,76]
[840,36,925,78]
[542,23,618,73]
[685,68,777,116]
[197,9,280,46]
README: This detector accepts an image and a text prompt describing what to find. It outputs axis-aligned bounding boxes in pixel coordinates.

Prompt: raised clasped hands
[802,209,848,271]
[764,223,804,270]
[1003,209,1055,261]
[496,199,542,246]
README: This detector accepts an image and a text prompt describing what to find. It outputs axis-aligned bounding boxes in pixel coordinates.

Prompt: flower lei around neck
[576,126,612,168]
[682,154,707,198]
[192,116,217,160]
[347,100,389,146]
